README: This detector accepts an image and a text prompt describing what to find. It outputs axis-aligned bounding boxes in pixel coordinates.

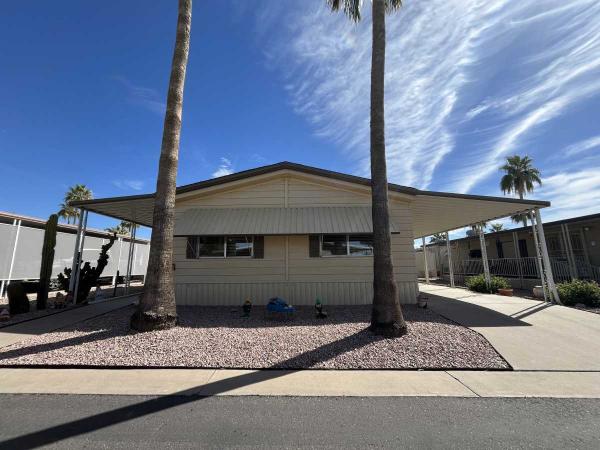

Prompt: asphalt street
[0,395,599,449]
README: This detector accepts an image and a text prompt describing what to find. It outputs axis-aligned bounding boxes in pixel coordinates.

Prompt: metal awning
[174,207,400,235]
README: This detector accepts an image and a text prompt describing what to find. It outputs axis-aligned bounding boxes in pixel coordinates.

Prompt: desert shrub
[7,282,30,314]
[557,280,600,307]
[466,274,511,293]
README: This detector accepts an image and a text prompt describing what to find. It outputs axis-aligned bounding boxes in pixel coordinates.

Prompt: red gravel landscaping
[0,305,509,369]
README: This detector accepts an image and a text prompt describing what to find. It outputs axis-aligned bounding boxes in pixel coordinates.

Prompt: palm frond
[326,0,363,22]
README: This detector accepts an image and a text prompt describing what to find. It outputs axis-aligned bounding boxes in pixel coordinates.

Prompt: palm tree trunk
[519,190,528,226]
[131,0,192,331]
[368,0,407,337]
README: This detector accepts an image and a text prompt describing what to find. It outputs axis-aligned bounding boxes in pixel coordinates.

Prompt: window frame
[319,234,374,257]
[187,235,254,259]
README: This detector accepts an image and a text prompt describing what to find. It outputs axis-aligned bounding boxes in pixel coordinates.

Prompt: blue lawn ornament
[267,297,295,315]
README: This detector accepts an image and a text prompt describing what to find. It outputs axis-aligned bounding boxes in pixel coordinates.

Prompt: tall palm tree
[328,0,406,337]
[131,0,192,331]
[488,223,504,233]
[59,184,93,224]
[105,221,138,236]
[500,155,542,226]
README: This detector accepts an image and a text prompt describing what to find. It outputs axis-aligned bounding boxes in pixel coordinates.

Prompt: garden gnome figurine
[315,298,327,318]
[243,298,252,317]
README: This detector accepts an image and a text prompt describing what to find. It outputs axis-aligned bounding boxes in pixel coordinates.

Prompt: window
[518,239,528,258]
[226,236,253,257]
[320,234,373,257]
[186,236,254,258]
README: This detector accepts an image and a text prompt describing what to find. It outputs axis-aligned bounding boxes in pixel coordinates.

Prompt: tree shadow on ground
[0,330,383,449]
[425,293,531,327]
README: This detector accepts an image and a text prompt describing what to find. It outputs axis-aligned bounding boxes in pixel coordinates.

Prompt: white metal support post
[530,210,548,302]
[477,224,491,289]
[561,223,578,279]
[125,223,136,294]
[422,237,430,284]
[534,208,561,304]
[445,232,455,288]
[113,237,123,286]
[1,219,22,298]
[512,231,524,289]
[72,210,88,305]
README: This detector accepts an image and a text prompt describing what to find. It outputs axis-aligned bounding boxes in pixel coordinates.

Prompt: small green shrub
[466,274,511,293]
[7,282,30,314]
[557,280,600,307]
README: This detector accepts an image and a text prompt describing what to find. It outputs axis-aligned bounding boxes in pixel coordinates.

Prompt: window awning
[174,207,401,236]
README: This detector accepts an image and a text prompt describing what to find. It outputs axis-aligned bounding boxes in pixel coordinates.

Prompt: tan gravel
[0,305,509,369]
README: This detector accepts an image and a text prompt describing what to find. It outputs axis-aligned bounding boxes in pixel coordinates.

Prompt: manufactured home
[71,162,552,305]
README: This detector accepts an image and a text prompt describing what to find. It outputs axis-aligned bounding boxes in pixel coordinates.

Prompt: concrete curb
[1,368,599,398]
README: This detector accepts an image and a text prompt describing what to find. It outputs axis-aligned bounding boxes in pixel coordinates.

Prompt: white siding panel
[175,280,417,306]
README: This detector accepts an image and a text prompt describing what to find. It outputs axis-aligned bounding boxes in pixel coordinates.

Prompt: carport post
[1,219,22,298]
[529,210,548,302]
[512,231,524,289]
[477,224,492,290]
[534,208,561,305]
[72,210,88,305]
[125,222,136,294]
[422,237,430,284]
[445,232,455,288]
[113,237,123,286]
[68,210,85,295]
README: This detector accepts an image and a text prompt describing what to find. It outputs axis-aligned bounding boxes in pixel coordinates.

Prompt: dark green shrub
[7,282,30,314]
[466,274,511,293]
[557,280,600,307]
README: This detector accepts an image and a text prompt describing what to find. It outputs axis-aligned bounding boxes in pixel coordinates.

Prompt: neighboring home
[70,162,550,305]
[424,213,600,289]
[0,211,149,297]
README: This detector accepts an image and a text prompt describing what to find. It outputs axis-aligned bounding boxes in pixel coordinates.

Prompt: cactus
[8,282,30,314]
[36,214,58,310]
[57,233,117,304]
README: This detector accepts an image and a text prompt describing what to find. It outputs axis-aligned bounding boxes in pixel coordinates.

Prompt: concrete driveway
[419,284,600,371]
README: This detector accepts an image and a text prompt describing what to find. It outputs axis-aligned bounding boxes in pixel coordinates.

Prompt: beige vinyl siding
[173,174,418,305]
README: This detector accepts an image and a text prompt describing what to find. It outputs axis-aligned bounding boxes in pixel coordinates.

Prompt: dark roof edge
[70,161,549,208]
[447,211,600,243]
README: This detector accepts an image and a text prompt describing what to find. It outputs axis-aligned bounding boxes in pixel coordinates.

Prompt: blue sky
[1,0,599,239]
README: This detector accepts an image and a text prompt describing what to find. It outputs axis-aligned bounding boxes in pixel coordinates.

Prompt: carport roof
[70,161,550,237]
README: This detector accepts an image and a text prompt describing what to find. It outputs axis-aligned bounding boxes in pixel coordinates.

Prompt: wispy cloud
[112,179,145,191]
[113,76,165,116]
[535,169,600,222]
[212,157,234,178]
[564,135,600,157]
[257,0,600,199]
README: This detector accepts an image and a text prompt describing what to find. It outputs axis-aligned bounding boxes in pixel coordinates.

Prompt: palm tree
[131,0,192,331]
[500,155,542,226]
[328,0,406,337]
[489,223,504,233]
[59,184,93,224]
[429,233,447,244]
[105,221,138,236]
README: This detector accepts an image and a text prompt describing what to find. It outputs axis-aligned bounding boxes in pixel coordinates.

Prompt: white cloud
[113,76,165,116]
[258,0,600,194]
[212,157,234,178]
[564,135,600,156]
[535,169,600,222]
[112,179,144,191]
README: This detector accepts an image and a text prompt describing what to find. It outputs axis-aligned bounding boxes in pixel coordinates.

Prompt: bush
[7,282,30,314]
[557,280,600,307]
[466,274,511,294]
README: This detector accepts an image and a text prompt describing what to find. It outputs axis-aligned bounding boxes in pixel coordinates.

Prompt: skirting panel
[175,281,418,306]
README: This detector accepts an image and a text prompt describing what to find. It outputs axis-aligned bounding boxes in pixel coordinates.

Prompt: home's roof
[445,212,600,244]
[70,161,551,237]
[0,210,148,243]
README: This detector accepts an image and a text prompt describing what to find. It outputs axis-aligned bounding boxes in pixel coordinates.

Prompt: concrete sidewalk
[1,368,599,398]
[0,295,138,349]
[420,284,600,371]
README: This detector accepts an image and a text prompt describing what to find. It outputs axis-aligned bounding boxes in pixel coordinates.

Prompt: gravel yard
[0,305,509,369]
